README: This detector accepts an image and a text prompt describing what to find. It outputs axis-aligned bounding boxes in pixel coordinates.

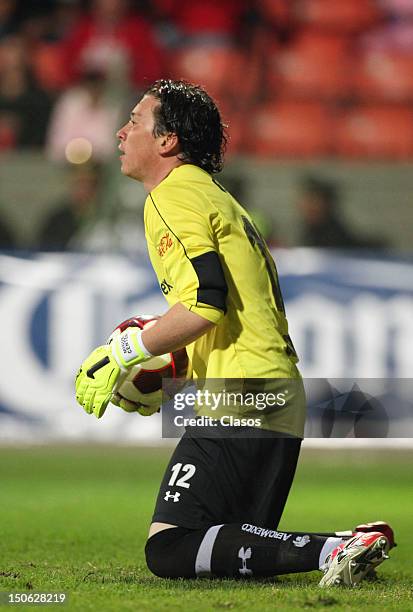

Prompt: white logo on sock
[293,534,311,548]
[238,546,253,576]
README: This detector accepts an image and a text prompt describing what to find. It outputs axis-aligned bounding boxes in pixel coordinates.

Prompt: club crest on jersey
[157,232,173,257]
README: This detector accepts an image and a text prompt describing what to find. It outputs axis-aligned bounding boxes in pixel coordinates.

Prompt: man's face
[116,95,161,181]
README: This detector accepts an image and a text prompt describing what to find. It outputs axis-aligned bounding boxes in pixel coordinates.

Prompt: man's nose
[117,124,128,139]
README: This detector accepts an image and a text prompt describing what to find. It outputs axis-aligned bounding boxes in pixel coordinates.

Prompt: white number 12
[168,463,196,489]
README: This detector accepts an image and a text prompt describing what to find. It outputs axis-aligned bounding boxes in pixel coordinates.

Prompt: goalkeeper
[75,80,393,586]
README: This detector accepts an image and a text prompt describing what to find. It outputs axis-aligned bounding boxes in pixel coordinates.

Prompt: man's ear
[158,132,180,156]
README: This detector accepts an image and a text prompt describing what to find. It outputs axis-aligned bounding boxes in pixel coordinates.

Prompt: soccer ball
[108,315,188,411]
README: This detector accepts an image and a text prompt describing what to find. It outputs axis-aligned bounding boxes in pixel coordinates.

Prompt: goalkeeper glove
[111,392,160,417]
[75,327,152,418]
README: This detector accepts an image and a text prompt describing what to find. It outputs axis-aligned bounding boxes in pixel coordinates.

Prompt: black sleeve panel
[190,251,228,313]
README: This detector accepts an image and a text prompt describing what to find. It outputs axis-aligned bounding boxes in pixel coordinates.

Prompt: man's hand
[111,392,160,417]
[75,326,151,418]
[75,345,121,418]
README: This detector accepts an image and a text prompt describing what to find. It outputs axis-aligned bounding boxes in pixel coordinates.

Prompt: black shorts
[152,425,302,530]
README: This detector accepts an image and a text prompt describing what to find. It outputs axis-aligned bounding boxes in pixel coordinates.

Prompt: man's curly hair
[144,79,227,174]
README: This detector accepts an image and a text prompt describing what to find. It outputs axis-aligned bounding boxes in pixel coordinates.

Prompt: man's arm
[142,302,215,355]
[75,302,215,418]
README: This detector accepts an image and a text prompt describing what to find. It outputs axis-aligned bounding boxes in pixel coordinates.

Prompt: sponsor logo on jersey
[157,232,173,257]
[160,278,173,295]
[241,523,291,541]
[293,534,311,548]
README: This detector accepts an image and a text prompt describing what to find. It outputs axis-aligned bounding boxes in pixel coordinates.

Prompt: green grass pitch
[0,446,412,611]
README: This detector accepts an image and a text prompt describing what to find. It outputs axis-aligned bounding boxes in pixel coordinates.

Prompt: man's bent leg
[145,522,342,579]
[151,429,302,530]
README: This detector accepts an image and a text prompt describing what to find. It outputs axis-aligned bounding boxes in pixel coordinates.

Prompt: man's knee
[145,529,177,577]
[145,526,207,578]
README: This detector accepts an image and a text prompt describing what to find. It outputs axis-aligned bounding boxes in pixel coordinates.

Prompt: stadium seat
[247,101,333,157]
[169,0,243,38]
[296,0,382,33]
[291,31,351,56]
[335,105,413,159]
[354,51,413,102]
[31,43,69,91]
[267,36,351,99]
[169,44,255,106]
[259,0,292,27]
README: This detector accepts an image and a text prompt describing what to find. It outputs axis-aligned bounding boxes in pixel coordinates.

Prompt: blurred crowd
[1,0,413,159]
[0,0,406,251]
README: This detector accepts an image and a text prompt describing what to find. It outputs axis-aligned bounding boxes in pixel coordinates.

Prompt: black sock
[145,524,340,579]
[204,523,328,577]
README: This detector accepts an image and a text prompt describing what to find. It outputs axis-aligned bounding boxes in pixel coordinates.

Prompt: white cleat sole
[319,535,390,587]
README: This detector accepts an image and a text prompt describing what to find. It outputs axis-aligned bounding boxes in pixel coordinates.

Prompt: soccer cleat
[354,521,395,549]
[319,531,390,587]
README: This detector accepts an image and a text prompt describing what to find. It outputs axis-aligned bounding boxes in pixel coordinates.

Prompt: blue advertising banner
[0,250,412,442]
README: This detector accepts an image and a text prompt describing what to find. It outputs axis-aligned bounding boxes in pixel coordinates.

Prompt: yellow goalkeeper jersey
[144,164,305,437]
